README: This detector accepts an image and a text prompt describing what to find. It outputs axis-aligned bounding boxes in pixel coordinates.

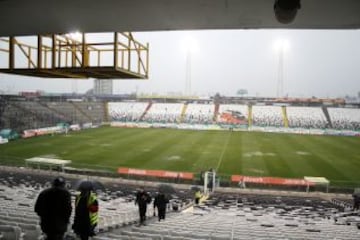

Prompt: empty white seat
[0,225,23,240]
[18,223,42,240]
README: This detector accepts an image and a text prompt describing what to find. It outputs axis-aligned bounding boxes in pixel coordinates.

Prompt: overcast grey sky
[0,29,359,98]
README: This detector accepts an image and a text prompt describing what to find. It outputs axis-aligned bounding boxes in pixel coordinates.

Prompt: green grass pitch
[1,126,360,184]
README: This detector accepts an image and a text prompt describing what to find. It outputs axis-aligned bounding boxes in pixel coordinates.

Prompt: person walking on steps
[135,187,151,226]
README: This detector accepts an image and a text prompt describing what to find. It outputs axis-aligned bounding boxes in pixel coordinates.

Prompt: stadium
[1,1,360,239]
[1,94,359,187]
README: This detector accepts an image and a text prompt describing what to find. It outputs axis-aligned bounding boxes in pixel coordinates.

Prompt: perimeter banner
[231,175,313,186]
[118,167,194,180]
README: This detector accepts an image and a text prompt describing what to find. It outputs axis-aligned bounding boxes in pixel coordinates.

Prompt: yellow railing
[0,32,149,79]
[281,106,289,128]
[179,103,188,123]
[248,105,252,127]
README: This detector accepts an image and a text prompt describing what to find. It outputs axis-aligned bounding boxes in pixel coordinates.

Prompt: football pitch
[1,126,360,185]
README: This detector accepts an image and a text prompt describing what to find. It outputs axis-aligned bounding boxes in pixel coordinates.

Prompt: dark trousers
[354,201,360,210]
[139,206,147,224]
[158,206,166,220]
[45,233,65,240]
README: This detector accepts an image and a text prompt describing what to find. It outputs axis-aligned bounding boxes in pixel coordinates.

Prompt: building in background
[94,80,113,95]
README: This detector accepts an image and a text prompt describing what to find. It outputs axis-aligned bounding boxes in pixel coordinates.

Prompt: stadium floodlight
[180,35,199,96]
[273,39,290,52]
[273,39,290,98]
[180,35,199,54]
[66,31,82,42]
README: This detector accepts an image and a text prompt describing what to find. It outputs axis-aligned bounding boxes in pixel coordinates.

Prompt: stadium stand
[44,101,91,125]
[217,104,248,125]
[96,192,360,240]
[142,103,183,123]
[0,96,7,129]
[0,166,358,240]
[286,106,328,129]
[184,104,214,124]
[252,105,284,127]
[1,95,359,134]
[0,167,193,239]
[74,102,107,125]
[2,100,64,132]
[328,107,360,131]
[0,97,107,133]
[109,102,148,122]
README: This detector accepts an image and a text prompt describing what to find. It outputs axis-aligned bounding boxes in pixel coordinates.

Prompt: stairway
[281,106,289,128]
[0,97,7,129]
[179,103,188,123]
[104,101,109,122]
[10,102,56,130]
[69,101,93,122]
[139,101,152,121]
[248,105,252,127]
[321,106,332,128]
[213,103,220,122]
[37,101,68,122]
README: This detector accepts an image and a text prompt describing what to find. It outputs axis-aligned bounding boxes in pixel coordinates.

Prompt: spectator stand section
[252,105,284,128]
[217,104,249,128]
[286,106,328,129]
[328,107,360,131]
[183,104,214,125]
[142,103,183,124]
[108,102,148,122]
[107,101,360,136]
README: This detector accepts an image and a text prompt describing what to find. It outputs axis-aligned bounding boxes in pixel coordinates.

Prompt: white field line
[216,131,232,171]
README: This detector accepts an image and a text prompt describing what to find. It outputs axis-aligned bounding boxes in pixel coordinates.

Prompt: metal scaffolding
[0,32,149,79]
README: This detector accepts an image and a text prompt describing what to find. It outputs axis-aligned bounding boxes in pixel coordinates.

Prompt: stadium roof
[1,0,360,37]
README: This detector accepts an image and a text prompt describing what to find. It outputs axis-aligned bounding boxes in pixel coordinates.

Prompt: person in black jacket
[353,193,360,211]
[154,191,169,221]
[34,177,72,240]
[135,187,151,226]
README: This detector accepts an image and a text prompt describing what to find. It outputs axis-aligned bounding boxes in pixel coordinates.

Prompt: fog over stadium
[0,29,359,98]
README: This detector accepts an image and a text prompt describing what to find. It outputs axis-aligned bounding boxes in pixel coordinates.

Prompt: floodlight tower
[274,39,289,97]
[182,37,198,96]
[185,48,192,96]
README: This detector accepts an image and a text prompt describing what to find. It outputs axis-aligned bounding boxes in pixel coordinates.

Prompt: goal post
[204,170,216,194]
